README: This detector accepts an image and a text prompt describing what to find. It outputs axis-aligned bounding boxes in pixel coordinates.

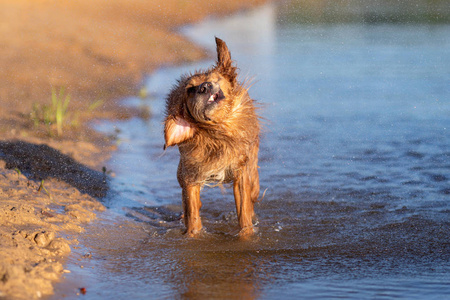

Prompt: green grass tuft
[30,87,71,137]
[52,87,71,136]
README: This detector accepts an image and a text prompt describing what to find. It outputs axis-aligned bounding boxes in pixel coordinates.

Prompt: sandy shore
[0,0,266,298]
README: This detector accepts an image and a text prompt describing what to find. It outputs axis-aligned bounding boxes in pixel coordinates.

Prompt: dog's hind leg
[233,165,254,236]
[249,154,260,204]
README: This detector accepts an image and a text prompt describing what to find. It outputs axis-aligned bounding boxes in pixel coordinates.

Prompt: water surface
[53,3,449,299]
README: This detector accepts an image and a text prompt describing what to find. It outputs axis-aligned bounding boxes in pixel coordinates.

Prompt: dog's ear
[215,37,237,85]
[164,116,196,149]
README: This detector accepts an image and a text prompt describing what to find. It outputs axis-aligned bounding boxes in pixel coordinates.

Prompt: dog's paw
[235,226,258,240]
[184,227,204,238]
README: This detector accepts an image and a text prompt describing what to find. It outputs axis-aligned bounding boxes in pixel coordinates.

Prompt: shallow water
[53,3,449,299]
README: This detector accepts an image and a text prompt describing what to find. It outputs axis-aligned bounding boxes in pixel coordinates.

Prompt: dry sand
[0,0,266,298]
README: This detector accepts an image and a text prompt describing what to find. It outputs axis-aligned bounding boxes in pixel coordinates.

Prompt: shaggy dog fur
[164,37,260,237]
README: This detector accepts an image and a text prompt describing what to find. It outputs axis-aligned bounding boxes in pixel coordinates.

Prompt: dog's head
[164,37,239,149]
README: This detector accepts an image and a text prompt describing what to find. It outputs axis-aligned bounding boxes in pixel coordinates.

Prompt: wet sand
[0,0,266,298]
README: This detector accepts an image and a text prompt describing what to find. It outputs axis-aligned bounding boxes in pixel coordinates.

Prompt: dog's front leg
[233,165,254,236]
[182,185,202,236]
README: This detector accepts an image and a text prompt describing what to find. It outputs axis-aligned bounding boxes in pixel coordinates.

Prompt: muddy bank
[0,156,105,299]
[0,0,266,298]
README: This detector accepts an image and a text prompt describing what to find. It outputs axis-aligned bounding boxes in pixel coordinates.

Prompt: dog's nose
[198,82,213,94]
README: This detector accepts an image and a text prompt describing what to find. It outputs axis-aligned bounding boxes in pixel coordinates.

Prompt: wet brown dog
[164,37,260,237]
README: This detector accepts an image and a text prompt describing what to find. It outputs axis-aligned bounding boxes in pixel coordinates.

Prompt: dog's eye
[186,86,196,95]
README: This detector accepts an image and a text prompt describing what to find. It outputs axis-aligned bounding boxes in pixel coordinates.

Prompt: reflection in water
[171,247,263,299]
[54,2,450,299]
